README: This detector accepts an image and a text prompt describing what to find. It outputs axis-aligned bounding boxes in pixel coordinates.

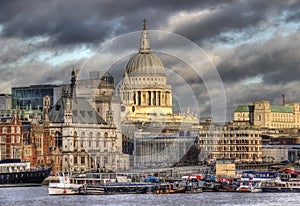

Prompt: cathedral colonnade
[131,90,171,106]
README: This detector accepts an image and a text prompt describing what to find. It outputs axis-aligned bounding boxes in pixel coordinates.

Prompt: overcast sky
[1,0,300,121]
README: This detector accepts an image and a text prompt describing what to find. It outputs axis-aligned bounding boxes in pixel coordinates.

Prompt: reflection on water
[0,186,300,206]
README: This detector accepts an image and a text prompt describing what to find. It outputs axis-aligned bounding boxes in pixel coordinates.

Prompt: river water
[1,186,300,206]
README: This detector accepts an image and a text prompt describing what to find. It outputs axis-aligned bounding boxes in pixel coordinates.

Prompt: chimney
[282,94,285,106]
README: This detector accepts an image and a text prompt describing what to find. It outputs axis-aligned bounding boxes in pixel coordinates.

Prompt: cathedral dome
[125,52,165,76]
[124,19,165,76]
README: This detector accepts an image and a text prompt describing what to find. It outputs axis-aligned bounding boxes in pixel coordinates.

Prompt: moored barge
[0,159,51,187]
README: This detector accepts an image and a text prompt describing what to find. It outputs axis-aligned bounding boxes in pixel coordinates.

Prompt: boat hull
[0,168,52,187]
[48,186,80,195]
[262,187,300,193]
[81,183,156,195]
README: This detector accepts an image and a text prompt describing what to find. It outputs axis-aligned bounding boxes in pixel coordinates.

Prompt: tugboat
[0,159,51,187]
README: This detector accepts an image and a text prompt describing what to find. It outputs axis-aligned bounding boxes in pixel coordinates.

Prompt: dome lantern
[139,19,151,54]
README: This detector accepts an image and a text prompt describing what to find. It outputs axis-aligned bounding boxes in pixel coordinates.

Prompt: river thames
[1,186,300,206]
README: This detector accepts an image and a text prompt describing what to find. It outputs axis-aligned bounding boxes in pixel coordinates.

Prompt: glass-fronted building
[11,85,63,110]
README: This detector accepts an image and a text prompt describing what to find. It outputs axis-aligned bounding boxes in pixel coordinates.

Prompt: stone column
[135,91,138,105]
[165,92,169,106]
[145,91,148,105]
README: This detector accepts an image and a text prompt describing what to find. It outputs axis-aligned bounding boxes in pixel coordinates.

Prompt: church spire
[70,68,76,97]
[139,19,151,53]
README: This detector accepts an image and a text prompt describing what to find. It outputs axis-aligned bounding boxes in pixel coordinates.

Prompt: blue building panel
[11,85,60,110]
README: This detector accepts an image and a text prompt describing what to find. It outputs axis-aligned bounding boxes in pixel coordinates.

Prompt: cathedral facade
[118,20,199,168]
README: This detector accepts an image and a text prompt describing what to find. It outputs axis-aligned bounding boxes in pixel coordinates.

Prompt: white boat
[48,172,129,195]
[236,181,262,193]
[261,179,300,192]
[48,172,83,195]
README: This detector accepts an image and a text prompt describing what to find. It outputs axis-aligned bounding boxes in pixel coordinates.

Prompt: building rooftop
[235,105,294,113]
[49,96,106,124]
[270,105,294,113]
[234,105,254,113]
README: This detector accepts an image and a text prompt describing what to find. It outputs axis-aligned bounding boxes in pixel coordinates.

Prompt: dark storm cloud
[218,32,300,84]
[1,0,299,46]
[0,0,235,45]
[172,0,300,44]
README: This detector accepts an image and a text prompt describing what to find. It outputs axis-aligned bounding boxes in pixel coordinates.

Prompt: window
[81,157,85,164]
[11,136,14,144]
[2,127,7,133]
[36,137,42,148]
[0,145,6,159]
[0,136,5,143]
[74,156,77,164]
[16,136,20,144]
[11,127,15,133]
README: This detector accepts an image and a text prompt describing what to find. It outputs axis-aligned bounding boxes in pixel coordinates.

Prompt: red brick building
[0,114,23,160]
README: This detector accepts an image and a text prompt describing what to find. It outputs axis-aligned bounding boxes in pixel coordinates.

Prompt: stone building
[44,71,129,173]
[215,158,236,177]
[118,19,198,125]
[234,100,300,129]
[198,128,263,163]
[118,20,199,167]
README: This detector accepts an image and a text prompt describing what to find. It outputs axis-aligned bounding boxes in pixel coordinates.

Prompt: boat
[239,170,278,182]
[0,159,51,187]
[214,177,238,192]
[48,172,120,195]
[78,174,157,195]
[261,179,300,192]
[236,170,298,193]
[48,172,83,195]
[81,182,158,195]
[236,181,262,193]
